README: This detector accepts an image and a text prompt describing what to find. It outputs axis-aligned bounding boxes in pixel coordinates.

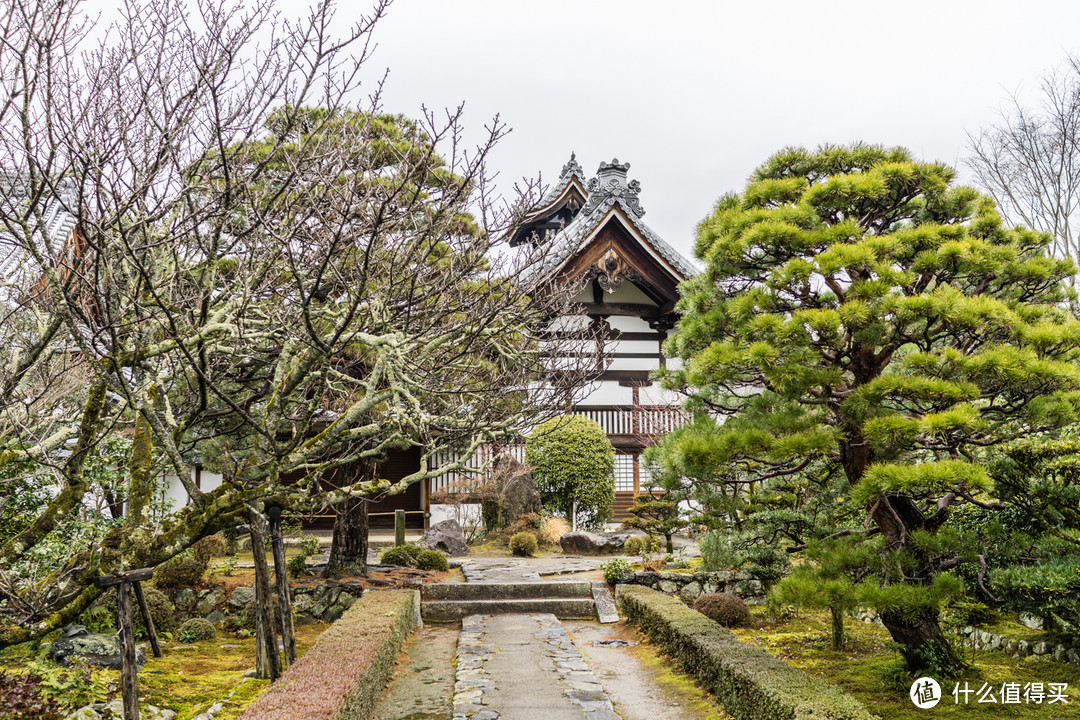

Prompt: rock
[64,707,98,720]
[174,588,196,610]
[421,519,469,556]
[228,585,255,610]
[680,581,702,600]
[1017,640,1031,656]
[1054,644,1067,662]
[657,580,678,594]
[205,610,226,625]
[322,605,345,623]
[1018,612,1044,630]
[558,531,626,555]
[292,593,314,613]
[51,633,146,669]
[1067,648,1080,665]
[195,588,225,615]
[1006,640,1019,656]
[1033,641,1051,655]
[338,593,356,609]
[499,471,542,526]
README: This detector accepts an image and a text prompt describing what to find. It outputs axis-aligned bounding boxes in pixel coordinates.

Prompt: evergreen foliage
[659,143,1080,673]
[525,416,615,528]
[508,531,538,557]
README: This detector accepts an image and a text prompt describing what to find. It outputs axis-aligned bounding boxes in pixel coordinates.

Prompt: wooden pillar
[268,506,297,668]
[394,509,406,547]
[94,567,154,720]
[249,509,281,681]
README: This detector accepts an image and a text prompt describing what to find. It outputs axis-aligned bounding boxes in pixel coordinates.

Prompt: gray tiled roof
[0,175,77,294]
[529,158,697,282]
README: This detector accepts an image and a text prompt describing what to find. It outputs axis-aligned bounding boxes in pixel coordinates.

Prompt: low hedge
[238,588,418,720]
[617,585,874,720]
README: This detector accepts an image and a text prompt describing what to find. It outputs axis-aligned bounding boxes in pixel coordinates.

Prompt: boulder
[558,531,631,555]
[228,585,255,610]
[174,588,196,610]
[196,587,225,615]
[421,519,469,556]
[50,632,146,669]
[498,469,541,527]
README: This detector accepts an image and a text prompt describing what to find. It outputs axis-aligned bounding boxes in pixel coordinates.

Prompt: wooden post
[132,581,162,658]
[95,568,154,720]
[268,506,297,667]
[394,509,406,547]
[249,508,281,681]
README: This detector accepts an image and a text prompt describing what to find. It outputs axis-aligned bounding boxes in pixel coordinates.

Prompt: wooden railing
[573,405,689,436]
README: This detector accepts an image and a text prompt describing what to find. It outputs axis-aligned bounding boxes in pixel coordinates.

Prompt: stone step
[420,581,593,601]
[421,598,598,621]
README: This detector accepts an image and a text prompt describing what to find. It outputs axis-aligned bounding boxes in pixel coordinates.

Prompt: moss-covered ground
[728,607,1079,719]
[0,623,327,719]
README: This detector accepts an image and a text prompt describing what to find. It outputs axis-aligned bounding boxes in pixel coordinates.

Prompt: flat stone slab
[422,581,592,601]
[457,557,612,583]
[423,598,597,622]
[452,614,618,720]
[591,583,619,624]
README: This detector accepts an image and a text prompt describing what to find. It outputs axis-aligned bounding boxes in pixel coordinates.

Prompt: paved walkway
[453,614,618,720]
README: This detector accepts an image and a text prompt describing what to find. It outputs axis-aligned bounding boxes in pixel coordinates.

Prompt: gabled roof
[0,175,78,302]
[523,157,697,287]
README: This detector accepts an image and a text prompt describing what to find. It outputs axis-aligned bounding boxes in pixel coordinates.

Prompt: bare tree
[0,0,602,649]
[967,56,1080,276]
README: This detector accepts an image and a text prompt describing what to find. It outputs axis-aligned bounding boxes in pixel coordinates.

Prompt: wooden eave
[509,177,589,246]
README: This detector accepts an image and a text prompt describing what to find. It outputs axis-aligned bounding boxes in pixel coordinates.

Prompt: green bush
[509,531,538,557]
[191,534,227,563]
[177,617,217,642]
[525,415,615,529]
[379,546,416,567]
[415,549,449,572]
[97,585,177,637]
[623,536,645,556]
[692,592,750,627]
[297,534,322,556]
[287,553,310,579]
[618,585,873,720]
[601,557,632,585]
[154,553,208,589]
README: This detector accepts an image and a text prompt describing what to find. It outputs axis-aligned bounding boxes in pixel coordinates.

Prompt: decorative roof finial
[560,152,583,179]
[583,158,645,217]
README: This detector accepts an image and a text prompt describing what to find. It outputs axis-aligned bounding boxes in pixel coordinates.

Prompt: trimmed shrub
[623,536,645,556]
[618,585,873,720]
[379,546,416,567]
[191,533,228,563]
[693,592,751,627]
[601,558,632,585]
[509,532,538,557]
[526,415,615,529]
[98,585,178,637]
[415,549,449,572]
[286,554,310,579]
[154,553,208,589]
[238,589,417,720]
[297,534,322,556]
[177,618,217,642]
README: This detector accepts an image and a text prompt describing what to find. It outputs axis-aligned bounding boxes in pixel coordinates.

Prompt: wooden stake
[132,581,162,658]
[394,509,405,547]
[269,509,297,667]
[117,583,140,720]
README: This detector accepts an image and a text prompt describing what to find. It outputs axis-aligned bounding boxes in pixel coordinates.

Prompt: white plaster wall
[578,381,633,405]
[607,315,653,333]
[638,384,683,405]
[608,356,660,371]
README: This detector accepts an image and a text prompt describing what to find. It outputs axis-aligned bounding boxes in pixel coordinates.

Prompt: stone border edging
[617,584,874,720]
[616,570,767,603]
[237,588,419,720]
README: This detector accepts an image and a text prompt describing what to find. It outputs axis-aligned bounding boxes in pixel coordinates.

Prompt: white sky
[335,0,1080,259]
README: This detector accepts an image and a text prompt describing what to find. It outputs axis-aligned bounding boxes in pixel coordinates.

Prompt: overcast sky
[314,0,1076,259]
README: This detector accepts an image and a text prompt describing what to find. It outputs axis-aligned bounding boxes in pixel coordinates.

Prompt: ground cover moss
[621,623,730,720]
[730,607,1080,719]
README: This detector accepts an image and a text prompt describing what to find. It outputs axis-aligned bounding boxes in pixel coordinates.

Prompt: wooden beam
[93,567,154,588]
[117,584,140,720]
[132,581,162,658]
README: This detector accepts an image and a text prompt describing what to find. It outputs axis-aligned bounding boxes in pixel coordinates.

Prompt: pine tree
[661,144,1080,673]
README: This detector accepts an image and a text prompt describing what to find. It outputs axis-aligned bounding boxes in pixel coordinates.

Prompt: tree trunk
[117,583,140,720]
[324,497,368,578]
[830,606,845,651]
[269,513,297,667]
[881,606,964,674]
[249,510,281,681]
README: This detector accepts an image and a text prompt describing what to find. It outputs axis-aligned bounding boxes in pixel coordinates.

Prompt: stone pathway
[456,557,612,583]
[372,624,458,720]
[453,614,618,720]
